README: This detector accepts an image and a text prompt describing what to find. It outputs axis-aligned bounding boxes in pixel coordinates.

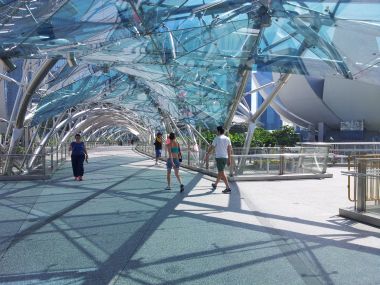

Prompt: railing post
[56,145,58,167]
[187,140,191,166]
[357,160,367,212]
[279,146,285,175]
[50,145,54,172]
[229,154,234,177]
[42,148,46,176]
[322,146,329,173]
[297,147,305,172]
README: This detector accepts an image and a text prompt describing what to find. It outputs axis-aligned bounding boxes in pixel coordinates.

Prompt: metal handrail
[136,144,329,177]
[0,144,68,177]
[232,153,328,158]
[342,171,380,178]
[0,140,125,177]
[344,155,380,207]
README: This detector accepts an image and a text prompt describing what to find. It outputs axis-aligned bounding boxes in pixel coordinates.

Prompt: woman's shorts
[215,158,227,172]
[155,149,162,158]
[167,158,180,170]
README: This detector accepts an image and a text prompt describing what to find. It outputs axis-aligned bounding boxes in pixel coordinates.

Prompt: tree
[201,126,299,148]
[271,126,300,146]
[201,130,216,144]
[251,127,274,147]
[201,130,245,147]
[228,132,245,147]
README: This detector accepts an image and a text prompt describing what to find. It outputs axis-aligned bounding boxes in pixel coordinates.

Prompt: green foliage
[47,138,59,147]
[228,132,245,147]
[201,126,299,148]
[201,130,245,147]
[201,130,216,144]
[15,146,25,154]
[271,126,300,146]
[251,126,299,147]
[251,127,273,147]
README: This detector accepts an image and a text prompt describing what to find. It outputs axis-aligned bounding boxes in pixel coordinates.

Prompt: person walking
[154,132,163,165]
[205,126,232,193]
[166,132,184,192]
[69,134,88,181]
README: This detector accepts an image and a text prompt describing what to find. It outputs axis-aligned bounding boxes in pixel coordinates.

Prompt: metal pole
[237,74,291,174]
[42,148,46,176]
[50,145,54,172]
[357,160,367,212]
[56,145,58,167]
[187,139,191,166]
[279,146,285,175]
[224,69,250,132]
[26,112,65,169]
[19,124,40,169]
[322,146,330,174]
[16,59,59,129]
[189,124,210,146]
[5,60,28,140]
[223,29,262,132]
[5,58,58,174]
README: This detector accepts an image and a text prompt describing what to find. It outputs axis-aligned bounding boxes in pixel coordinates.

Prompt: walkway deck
[0,146,379,285]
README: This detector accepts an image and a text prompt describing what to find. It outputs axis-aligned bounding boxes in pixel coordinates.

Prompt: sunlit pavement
[0,146,379,285]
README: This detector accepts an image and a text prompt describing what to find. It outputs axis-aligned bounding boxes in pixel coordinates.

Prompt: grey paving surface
[0,147,379,285]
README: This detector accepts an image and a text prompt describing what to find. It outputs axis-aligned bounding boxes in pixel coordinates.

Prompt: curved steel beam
[26,113,65,169]
[60,114,150,147]
[237,73,291,172]
[27,110,126,169]
[85,125,109,141]
[5,58,58,174]
[16,59,59,129]
[251,74,312,128]
[0,72,24,86]
[224,28,262,131]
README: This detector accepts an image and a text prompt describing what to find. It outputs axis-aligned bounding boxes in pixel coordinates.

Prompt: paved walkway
[0,146,379,285]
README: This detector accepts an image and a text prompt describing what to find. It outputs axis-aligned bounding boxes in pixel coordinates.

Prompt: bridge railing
[302,142,380,165]
[0,140,121,179]
[136,144,330,180]
[0,144,68,178]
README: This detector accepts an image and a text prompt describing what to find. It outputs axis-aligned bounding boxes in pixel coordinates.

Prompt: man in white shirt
[205,126,232,193]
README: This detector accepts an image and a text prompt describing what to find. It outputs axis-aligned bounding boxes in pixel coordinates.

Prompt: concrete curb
[339,207,380,228]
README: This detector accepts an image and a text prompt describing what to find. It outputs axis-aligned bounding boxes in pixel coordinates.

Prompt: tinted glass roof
[1,0,379,129]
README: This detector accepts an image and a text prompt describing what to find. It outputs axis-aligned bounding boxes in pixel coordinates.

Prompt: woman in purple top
[69,134,88,181]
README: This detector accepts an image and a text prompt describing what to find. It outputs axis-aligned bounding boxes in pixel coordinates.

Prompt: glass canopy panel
[284,1,380,22]
[113,82,166,129]
[133,0,255,33]
[0,0,71,56]
[0,0,131,59]
[67,1,261,128]
[255,1,380,85]
[2,0,379,130]
[31,69,125,125]
[47,64,93,93]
